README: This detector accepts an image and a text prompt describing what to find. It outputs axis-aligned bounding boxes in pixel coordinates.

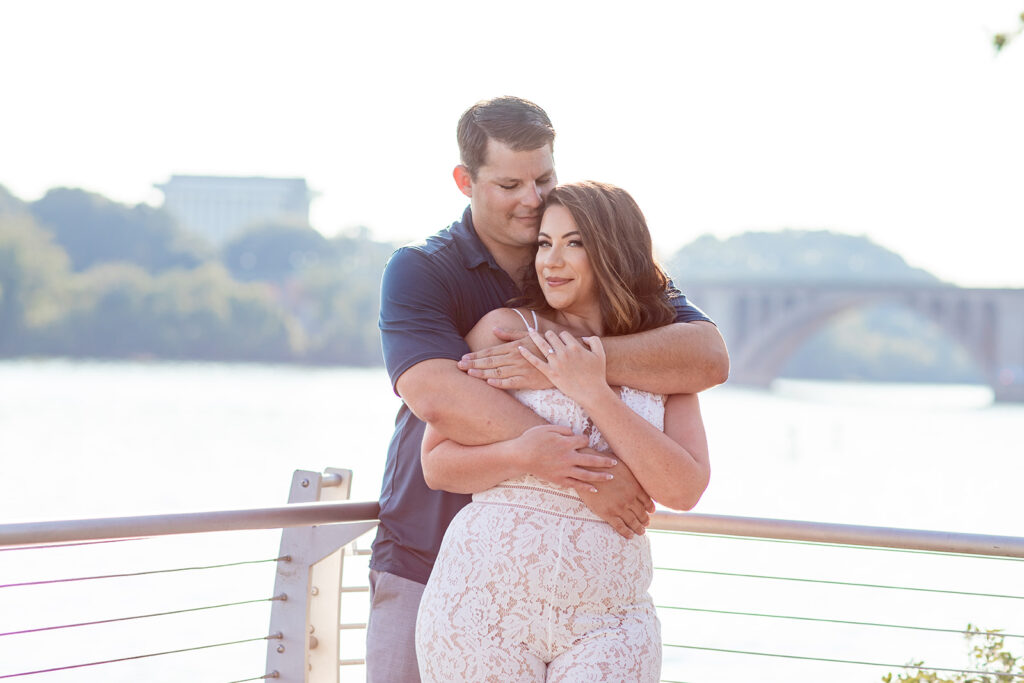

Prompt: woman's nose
[542,245,564,267]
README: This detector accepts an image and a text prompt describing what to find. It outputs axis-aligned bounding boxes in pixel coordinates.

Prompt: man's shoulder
[380,219,474,295]
[400,224,459,256]
[395,209,473,259]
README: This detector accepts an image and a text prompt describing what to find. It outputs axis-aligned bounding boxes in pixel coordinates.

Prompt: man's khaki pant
[365,569,426,683]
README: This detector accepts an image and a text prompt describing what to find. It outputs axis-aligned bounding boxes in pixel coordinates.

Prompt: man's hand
[515,426,616,494]
[577,457,655,539]
[458,326,554,390]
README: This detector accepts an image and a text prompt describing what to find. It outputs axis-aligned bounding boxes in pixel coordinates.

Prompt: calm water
[1,361,1021,681]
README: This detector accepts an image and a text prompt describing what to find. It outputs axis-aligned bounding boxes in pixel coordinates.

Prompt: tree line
[0,185,392,365]
[0,184,984,382]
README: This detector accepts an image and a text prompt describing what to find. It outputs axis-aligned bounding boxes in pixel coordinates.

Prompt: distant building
[154,175,312,244]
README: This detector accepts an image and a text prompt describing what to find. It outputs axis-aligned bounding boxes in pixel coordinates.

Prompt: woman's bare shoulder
[466,308,536,352]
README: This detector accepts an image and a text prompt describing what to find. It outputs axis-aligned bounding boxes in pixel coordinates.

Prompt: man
[367,96,729,682]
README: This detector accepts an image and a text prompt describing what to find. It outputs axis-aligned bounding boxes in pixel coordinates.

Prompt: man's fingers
[492,326,527,343]
[624,511,647,536]
[608,519,635,540]
[519,346,545,366]
[568,480,600,496]
[460,354,505,370]
[631,503,651,528]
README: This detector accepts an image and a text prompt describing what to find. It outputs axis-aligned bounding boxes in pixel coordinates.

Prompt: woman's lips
[545,278,571,287]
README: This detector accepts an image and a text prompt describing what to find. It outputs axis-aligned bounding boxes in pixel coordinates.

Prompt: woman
[415,181,711,682]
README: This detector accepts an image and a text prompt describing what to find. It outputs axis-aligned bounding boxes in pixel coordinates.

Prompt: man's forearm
[602,321,729,394]
[398,358,546,446]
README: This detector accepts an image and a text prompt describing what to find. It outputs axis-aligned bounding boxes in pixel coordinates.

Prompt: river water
[0,360,1021,681]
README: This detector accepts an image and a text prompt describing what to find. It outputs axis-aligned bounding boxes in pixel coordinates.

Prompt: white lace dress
[415,386,665,682]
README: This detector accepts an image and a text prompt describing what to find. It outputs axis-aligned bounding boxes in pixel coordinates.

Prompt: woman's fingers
[527,328,555,358]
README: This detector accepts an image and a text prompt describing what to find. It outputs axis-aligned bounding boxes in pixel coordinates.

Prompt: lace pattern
[415,386,666,682]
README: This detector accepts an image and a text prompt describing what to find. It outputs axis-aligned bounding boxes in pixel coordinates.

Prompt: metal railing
[0,468,378,683]
[646,512,1024,681]
[2,470,1023,681]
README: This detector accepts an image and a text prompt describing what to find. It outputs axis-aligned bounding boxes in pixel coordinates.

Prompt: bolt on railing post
[265,469,375,683]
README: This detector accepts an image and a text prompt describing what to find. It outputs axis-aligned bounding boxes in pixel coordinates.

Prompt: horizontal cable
[664,643,1024,679]
[648,528,1024,562]
[0,556,283,590]
[656,605,1024,640]
[226,675,278,682]
[0,596,284,638]
[0,538,142,553]
[654,566,1024,600]
[0,635,276,679]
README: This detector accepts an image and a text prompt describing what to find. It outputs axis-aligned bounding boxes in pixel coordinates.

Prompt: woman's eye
[569,240,584,247]
[537,240,551,248]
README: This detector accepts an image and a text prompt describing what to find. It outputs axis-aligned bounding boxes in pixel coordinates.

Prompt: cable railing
[647,515,1024,682]
[0,469,378,683]
[2,470,1023,682]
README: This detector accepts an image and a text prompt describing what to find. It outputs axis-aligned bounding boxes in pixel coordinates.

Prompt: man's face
[465,138,556,253]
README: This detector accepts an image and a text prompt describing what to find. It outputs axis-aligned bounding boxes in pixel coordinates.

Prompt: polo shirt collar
[452,206,502,271]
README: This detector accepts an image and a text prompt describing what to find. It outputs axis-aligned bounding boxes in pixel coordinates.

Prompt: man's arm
[398,358,615,491]
[400,310,653,537]
[602,321,729,394]
[461,320,729,395]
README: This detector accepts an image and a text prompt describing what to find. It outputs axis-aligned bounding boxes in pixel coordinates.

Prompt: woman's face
[535,204,599,319]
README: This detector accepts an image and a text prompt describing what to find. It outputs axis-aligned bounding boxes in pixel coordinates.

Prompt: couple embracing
[368,96,729,682]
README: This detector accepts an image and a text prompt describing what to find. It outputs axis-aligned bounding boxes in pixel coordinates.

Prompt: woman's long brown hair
[515,181,675,336]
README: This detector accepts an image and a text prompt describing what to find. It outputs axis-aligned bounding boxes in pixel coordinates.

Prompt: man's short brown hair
[457,96,555,179]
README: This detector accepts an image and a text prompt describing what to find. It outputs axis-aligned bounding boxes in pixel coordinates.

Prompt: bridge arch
[684,283,1024,402]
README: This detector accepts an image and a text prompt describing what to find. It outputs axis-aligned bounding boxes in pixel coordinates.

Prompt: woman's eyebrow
[537,230,581,239]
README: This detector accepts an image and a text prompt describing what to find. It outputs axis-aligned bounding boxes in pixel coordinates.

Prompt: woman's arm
[418,308,615,495]
[522,330,710,510]
[581,392,709,511]
[421,422,604,495]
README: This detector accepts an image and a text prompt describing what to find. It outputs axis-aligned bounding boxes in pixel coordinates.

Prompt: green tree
[0,211,71,354]
[883,626,1023,682]
[293,265,383,365]
[30,187,210,272]
[221,222,336,282]
[43,263,298,361]
[994,11,1024,51]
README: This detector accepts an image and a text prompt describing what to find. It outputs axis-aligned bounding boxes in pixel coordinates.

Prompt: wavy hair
[516,181,675,336]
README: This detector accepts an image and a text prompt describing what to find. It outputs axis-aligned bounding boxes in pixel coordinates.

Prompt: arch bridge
[685,282,1024,403]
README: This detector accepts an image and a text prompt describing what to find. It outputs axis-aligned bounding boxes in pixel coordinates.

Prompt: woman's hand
[520,329,614,404]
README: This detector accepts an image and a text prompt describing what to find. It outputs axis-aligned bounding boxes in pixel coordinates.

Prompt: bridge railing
[3,469,1024,681]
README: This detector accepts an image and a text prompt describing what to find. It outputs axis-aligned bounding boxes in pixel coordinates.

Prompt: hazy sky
[2,1,1022,287]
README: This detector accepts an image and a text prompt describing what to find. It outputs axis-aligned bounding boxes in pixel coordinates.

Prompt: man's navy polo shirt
[373,206,713,585]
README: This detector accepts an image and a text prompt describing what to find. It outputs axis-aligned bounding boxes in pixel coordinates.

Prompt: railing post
[265,469,376,683]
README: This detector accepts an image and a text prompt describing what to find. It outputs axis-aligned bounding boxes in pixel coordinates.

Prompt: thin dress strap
[510,308,538,330]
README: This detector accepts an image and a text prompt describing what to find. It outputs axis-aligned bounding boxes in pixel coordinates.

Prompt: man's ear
[453,165,473,198]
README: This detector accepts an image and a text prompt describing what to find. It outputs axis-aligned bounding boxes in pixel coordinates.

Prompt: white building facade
[155,175,312,244]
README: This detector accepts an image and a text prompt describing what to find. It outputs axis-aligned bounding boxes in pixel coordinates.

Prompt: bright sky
[2,1,1022,287]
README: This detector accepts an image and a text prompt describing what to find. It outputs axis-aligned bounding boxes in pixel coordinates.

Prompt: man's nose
[520,183,543,208]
